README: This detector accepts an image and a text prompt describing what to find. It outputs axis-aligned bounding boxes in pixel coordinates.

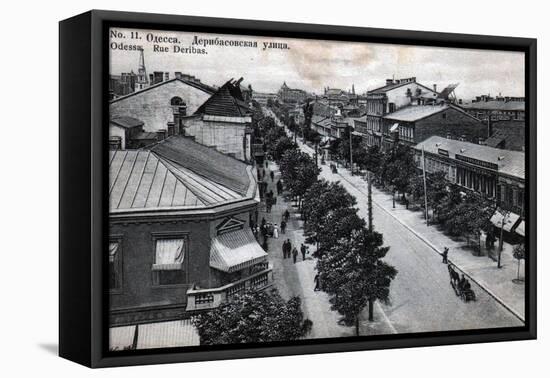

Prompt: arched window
[170,96,183,106]
[170,97,187,116]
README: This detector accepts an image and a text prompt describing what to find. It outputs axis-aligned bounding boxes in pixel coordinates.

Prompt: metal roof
[210,228,267,273]
[151,136,252,196]
[414,136,525,179]
[109,149,243,212]
[383,104,450,122]
[110,116,144,129]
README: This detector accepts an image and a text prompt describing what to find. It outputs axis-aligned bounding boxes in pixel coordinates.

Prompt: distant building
[461,95,525,121]
[414,136,525,218]
[109,136,271,334]
[252,92,277,106]
[278,82,307,103]
[362,77,439,149]
[380,103,487,148]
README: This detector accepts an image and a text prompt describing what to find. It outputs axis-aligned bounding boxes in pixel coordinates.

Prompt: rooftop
[461,100,525,112]
[414,136,525,179]
[109,149,245,212]
[195,79,252,117]
[109,78,215,104]
[383,104,451,122]
[151,136,252,196]
[110,116,144,129]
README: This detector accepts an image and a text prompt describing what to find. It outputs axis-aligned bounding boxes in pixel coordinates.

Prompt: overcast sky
[109,28,525,100]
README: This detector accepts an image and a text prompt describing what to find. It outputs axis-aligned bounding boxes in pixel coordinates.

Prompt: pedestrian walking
[281,219,287,234]
[265,160,268,169]
[283,209,290,222]
[273,224,279,239]
[270,170,274,182]
[442,247,449,264]
[281,241,287,259]
[300,243,307,261]
[276,179,283,194]
[314,273,320,291]
[262,238,269,252]
[292,247,298,264]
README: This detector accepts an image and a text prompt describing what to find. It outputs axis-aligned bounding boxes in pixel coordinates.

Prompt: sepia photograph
[107,27,527,351]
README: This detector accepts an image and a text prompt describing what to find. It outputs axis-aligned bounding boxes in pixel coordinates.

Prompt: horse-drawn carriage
[448,265,476,302]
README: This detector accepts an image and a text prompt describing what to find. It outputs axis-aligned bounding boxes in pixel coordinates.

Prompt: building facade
[109,136,272,330]
[362,77,439,149]
[413,136,525,217]
[461,95,525,121]
[110,78,215,133]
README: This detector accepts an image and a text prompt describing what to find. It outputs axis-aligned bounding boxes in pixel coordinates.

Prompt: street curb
[337,172,526,324]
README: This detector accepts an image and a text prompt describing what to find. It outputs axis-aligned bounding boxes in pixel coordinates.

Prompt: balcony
[185,265,274,311]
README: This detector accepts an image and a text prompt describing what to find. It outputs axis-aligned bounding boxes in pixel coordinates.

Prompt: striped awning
[109,325,136,351]
[490,210,521,232]
[515,220,525,237]
[210,228,267,273]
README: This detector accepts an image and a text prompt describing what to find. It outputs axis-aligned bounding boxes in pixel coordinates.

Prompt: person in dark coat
[300,243,307,261]
[282,241,287,259]
[262,238,269,251]
[265,160,268,168]
[292,247,298,263]
[442,247,449,264]
[283,209,290,222]
[281,219,287,234]
[276,179,283,194]
[270,170,275,182]
[314,273,320,291]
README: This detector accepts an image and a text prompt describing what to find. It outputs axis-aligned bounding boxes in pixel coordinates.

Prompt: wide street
[263,108,523,336]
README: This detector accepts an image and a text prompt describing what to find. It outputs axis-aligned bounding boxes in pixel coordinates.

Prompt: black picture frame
[59,9,537,368]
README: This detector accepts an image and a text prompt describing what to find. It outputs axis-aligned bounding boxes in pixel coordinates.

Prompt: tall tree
[193,290,312,345]
[317,228,397,335]
[302,180,358,248]
[279,149,320,208]
[512,243,525,282]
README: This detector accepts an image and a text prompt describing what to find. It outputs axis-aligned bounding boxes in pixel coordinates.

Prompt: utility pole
[498,210,508,268]
[349,125,354,175]
[421,146,429,225]
[367,171,373,232]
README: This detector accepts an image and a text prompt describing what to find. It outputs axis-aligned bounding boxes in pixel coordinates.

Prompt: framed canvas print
[59,10,536,368]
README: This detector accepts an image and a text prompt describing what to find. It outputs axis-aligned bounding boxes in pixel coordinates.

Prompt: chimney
[487,116,493,137]
[167,122,175,136]
[173,112,180,135]
[156,130,166,141]
[175,72,182,79]
[458,99,463,105]
[164,72,170,81]
[433,84,437,92]
[386,79,394,85]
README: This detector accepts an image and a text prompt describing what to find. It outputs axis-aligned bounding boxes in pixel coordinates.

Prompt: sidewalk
[257,159,396,338]
[335,166,525,320]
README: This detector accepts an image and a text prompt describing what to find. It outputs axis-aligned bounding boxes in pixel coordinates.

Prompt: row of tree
[302,179,397,335]
[338,142,495,253]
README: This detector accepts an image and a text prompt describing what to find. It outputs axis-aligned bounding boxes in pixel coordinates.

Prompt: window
[170,96,183,106]
[109,241,122,291]
[152,238,186,286]
[442,112,447,119]
[388,102,396,113]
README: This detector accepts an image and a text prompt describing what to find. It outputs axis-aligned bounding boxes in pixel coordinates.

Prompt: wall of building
[386,83,437,112]
[182,116,249,161]
[109,124,127,149]
[110,80,212,133]
[414,107,487,144]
